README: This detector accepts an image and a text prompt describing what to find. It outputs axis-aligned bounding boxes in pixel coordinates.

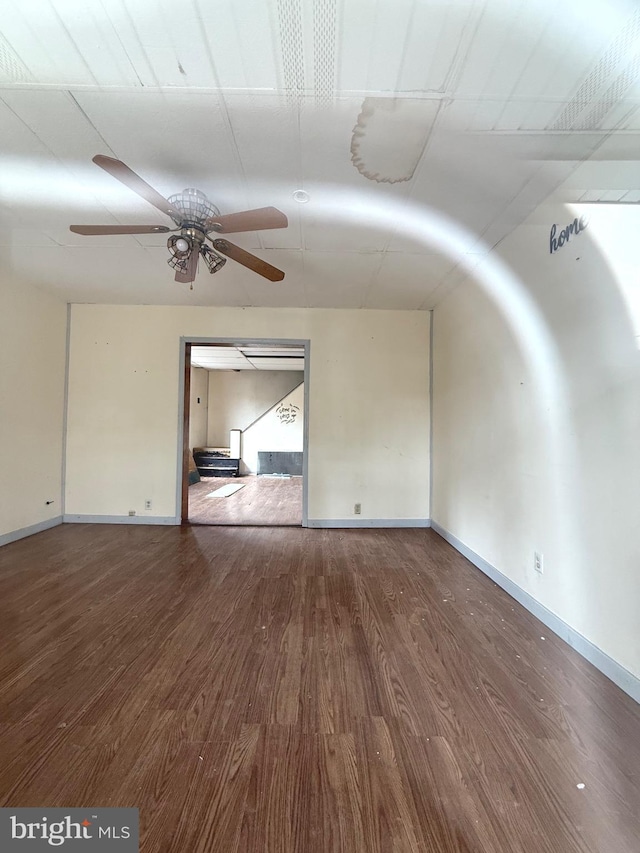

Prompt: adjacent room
[1,1,640,851]
[187,342,306,526]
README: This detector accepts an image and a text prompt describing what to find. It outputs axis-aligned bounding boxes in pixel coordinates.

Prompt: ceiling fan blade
[205,206,288,234]
[174,246,199,283]
[93,155,182,220]
[211,239,285,281]
[70,224,172,235]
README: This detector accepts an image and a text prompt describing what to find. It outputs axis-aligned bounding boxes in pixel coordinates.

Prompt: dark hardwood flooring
[188,475,302,526]
[0,524,638,852]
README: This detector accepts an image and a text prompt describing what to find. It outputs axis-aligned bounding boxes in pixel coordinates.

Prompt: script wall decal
[550,215,588,254]
[276,402,300,424]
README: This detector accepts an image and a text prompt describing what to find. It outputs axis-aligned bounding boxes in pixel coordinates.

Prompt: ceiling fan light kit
[200,244,227,275]
[167,234,192,258]
[69,155,288,285]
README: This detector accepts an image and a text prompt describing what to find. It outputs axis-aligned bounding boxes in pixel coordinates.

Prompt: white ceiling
[1,0,640,309]
[191,344,304,371]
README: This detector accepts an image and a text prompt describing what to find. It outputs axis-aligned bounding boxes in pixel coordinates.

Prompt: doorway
[178,337,310,526]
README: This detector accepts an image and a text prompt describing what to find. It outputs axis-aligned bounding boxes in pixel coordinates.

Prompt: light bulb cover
[167,234,192,257]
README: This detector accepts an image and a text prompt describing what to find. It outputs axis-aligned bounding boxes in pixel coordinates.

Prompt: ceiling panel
[1,0,639,309]
[399,2,477,94]
[482,1,548,98]
[622,106,640,129]
[302,251,382,309]
[15,244,166,302]
[247,358,304,370]
[240,346,304,356]
[558,159,640,191]
[338,1,478,95]
[52,0,148,87]
[1,89,118,170]
[341,1,422,93]
[223,93,302,250]
[191,344,304,371]
[72,91,245,211]
[0,96,55,160]
[365,252,458,310]
[454,1,533,98]
[2,1,99,86]
[191,347,252,369]
[493,99,564,131]
[103,0,215,88]
[455,0,624,101]
[0,217,59,248]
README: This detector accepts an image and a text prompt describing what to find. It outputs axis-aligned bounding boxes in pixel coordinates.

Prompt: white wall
[188,366,208,449]
[0,274,67,538]
[207,369,303,446]
[241,382,304,473]
[432,201,640,681]
[65,307,430,523]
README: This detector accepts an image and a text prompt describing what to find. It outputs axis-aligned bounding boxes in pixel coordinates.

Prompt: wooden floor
[0,524,639,852]
[188,475,302,526]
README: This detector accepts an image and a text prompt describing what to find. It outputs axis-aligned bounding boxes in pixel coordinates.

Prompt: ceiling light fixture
[167,234,192,257]
[293,189,310,204]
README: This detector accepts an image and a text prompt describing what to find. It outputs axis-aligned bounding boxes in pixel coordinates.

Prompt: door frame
[177,336,311,526]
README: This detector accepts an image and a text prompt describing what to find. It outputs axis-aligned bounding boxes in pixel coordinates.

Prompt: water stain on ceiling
[351,97,440,184]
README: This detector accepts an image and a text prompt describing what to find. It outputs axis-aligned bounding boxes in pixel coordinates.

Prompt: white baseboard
[0,516,63,547]
[431,521,640,705]
[307,518,431,529]
[63,514,178,525]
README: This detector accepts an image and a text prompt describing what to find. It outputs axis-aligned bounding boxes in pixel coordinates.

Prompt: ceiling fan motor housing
[167,188,219,227]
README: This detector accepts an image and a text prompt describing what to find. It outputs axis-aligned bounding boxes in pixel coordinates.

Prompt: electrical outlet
[534,552,543,574]
[354,503,361,515]
[144,500,152,510]
[128,510,136,517]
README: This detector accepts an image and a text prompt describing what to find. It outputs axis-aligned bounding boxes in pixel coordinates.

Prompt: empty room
[1,1,639,851]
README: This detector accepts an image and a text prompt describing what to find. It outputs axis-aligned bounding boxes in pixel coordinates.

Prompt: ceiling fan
[70,155,288,285]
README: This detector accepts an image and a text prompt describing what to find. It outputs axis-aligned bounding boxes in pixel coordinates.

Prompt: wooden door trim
[177,336,310,527]
[181,341,192,524]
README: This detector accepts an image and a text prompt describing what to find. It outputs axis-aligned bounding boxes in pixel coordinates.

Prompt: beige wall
[188,367,208,449]
[0,274,67,538]
[207,369,303,447]
[65,306,430,522]
[432,201,640,680]
[241,382,304,473]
